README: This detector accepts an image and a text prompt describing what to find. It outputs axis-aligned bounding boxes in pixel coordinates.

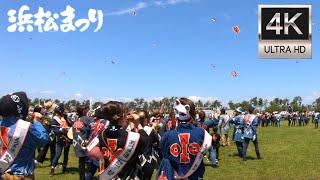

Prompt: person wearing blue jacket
[50,104,71,176]
[70,106,93,180]
[230,107,245,158]
[157,98,211,180]
[242,108,263,161]
[314,113,320,129]
[0,92,49,179]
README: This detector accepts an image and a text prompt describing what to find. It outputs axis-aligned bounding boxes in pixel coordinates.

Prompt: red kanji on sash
[102,139,123,163]
[1,127,9,155]
[73,119,84,132]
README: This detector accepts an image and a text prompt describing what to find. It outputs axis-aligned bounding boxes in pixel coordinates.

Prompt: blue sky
[0,0,320,104]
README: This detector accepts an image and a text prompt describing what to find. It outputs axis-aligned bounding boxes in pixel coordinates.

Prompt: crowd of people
[255,111,319,128]
[8,91,320,179]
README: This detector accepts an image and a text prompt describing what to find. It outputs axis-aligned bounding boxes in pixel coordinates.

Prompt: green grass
[35,123,320,180]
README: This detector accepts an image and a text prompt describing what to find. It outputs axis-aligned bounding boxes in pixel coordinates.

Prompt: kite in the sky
[211,17,216,23]
[152,41,157,47]
[132,11,137,16]
[210,64,216,70]
[111,60,116,64]
[230,70,238,77]
[232,25,240,34]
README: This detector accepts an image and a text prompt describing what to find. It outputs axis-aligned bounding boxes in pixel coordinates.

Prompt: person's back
[0,92,48,178]
[161,124,205,178]
[157,98,211,180]
[1,117,48,175]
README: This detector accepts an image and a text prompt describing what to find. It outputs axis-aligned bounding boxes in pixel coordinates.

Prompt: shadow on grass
[53,167,79,175]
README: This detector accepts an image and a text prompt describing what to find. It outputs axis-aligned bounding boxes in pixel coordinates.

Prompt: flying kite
[230,70,238,77]
[232,25,240,34]
[111,60,116,64]
[152,41,157,47]
[210,64,216,70]
[132,11,137,16]
[211,17,216,23]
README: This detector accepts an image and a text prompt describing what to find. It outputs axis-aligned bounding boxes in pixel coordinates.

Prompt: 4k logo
[258,5,312,59]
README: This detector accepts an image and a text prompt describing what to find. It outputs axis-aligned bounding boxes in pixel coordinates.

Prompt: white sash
[99,131,140,180]
[86,120,110,152]
[244,115,256,125]
[53,116,64,126]
[87,136,99,152]
[174,130,212,179]
[0,120,30,174]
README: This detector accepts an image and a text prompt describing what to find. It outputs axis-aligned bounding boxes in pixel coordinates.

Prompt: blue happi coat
[230,115,244,142]
[314,113,320,122]
[158,124,206,180]
[0,116,48,176]
[243,114,259,140]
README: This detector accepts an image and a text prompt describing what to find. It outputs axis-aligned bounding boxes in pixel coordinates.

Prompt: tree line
[28,96,320,113]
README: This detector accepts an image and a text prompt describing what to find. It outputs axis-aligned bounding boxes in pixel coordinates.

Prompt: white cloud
[188,96,219,103]
[145,96,164,102]
[100,97,133,103]
[107,2,148,16]
[154,0,191,6]
[121,97,133,102]
[39,90,53,94]
[106,0,193,16]
[303,91,320,104]
[74,93,84,99]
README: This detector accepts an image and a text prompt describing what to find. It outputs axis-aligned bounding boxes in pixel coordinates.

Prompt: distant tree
[228,101,237,110]
[143,102,149,110]
[258,98,264,110]
[313,97,320,112]
[127,101,137,110]
[195,100,204,109]
[92,101,103,109]
[250,97,258,108]
[32,98,40,106]
[291,96,303,112]
[134,98,145,109]
[211,100,222,109]
[65,100,81,108]
[149,100,161,111]
[54,99,61,105]
[240,101,253,112]
[204,101,211,108]
[82,100,90,107]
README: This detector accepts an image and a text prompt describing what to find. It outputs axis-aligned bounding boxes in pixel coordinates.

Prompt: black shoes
[50,168,54,176]
[62,166,67,174]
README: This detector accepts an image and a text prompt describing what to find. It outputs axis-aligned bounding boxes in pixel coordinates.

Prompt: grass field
[35,123,320,180]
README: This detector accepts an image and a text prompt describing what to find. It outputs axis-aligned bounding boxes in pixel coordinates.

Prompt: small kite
[211,17,216,23]
[152,41,157,47]
[230,70,238,77]
[210,64,216,70]
[232,25,240,34]
[111,60,116,64]
[132,11,137,16]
